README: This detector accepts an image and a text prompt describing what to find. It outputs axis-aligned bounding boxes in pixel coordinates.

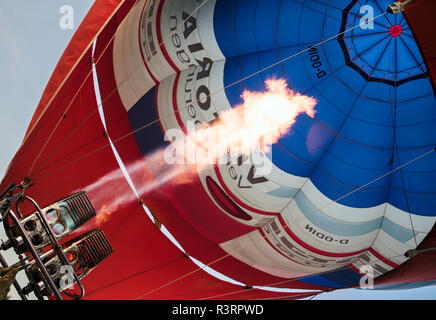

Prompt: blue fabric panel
[212,0,435,215]
[300,267,362,288]
[128,86,166,156]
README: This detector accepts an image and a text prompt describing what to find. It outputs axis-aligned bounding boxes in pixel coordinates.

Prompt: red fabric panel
[0,55,109,204]
[24,0,125,141]
[403,0,436,95]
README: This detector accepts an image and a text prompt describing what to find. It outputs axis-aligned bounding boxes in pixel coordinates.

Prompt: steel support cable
[256,251,436,300]
[87,261,228,299]
[20,0,129,148]
[99,6,432,301]
[362,9,432,257]
[391,31,425,250]
[83,255,183,298]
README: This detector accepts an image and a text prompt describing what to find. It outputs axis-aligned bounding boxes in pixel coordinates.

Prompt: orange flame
[131,78,317,194]
[188,78,316,162]
[95,203,117,227]
[85,78,317,217]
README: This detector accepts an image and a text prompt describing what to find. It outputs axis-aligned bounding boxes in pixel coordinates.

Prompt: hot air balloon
[0,0,435,300]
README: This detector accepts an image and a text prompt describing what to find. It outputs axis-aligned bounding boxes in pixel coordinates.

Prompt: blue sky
[0,0,434,300]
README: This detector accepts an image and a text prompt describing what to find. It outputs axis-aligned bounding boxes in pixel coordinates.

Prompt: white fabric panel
[267,164,307,189]
[197,0,225,62]
[301,180,386,223]
[371,230,410,266]
[161,0,224,71]
[113,0,225,112]
[351,251,395,278]
[142,0,178,81]
[384,204,436,233]
[156,73,178,133]
[113,0,156,111]
[263,217,365,267]
[206,59,230,113]
[220,216,368,278]
[282,201,379,253]
[175,62,221,126]
[220,230,321,279]
[214,162,294,213]
[405,232,427,247]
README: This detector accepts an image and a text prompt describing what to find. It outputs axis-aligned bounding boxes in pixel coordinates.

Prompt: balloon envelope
[2,0,436,299]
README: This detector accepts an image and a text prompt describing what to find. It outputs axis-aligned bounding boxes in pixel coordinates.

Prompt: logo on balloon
[163,78,317,176]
